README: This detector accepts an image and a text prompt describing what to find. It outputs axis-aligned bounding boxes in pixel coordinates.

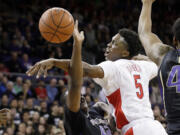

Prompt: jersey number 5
[134,75,144,99]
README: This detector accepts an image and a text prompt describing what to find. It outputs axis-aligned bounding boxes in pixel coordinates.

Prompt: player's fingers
[80,31,84,37]
[75,20,78,30]
[27,63,41,76]
[44,66,48,78]
[26,65,36,76]
[0,108,10,113]
[31,64,41,77]
[36,65,44,79]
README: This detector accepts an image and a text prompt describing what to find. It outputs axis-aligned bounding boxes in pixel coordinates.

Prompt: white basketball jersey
[93,59,158,130]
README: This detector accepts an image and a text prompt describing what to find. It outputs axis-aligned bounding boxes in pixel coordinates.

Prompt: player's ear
[122,50,130,57]
[173,37,178,48]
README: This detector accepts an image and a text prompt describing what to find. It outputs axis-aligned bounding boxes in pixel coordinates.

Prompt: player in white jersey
[94,59,166,135]
[26,25,167,135]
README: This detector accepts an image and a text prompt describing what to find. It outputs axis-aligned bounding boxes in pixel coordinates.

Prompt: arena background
[0,0,179,134]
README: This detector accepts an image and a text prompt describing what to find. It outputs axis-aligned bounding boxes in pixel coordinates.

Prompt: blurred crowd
[0,0,179,134]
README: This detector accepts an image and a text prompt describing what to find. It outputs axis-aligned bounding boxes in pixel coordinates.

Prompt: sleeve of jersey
[146,61,158,80]
[93,61,117,94]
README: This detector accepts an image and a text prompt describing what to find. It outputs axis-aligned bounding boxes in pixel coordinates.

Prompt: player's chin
[104,53,110,61]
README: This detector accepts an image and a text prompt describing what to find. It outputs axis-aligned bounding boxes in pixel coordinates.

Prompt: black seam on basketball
[49,11,65,42]
[55,34,61,43]
[58,20,73,29]
[41,19,56,32]
[56,30,71,36]
[41,21,71,36]
[51,9,58,27]
[41,32,61,43]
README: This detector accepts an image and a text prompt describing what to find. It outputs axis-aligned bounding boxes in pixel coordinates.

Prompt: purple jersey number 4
[167,65,180,93]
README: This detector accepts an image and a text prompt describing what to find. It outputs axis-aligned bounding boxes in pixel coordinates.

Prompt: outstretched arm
[138,0,172,66]
[26,58,104,78]
[67,20,83,112]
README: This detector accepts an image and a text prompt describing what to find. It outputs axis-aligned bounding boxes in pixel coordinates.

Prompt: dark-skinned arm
[67,20,83,112]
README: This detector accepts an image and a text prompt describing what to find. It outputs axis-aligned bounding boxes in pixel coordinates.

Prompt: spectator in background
[4,81,16,102]
[57,120,65,135]
[0,76,8,95]
[32,112,40,132]
[150,81,162,105]
[39,101,49,119]
[37,124,46,135]
[21,40,31,55]
[55,79,65,101]
[48,104,61,127]
[153,105,165,123]
[21,110,30,124]
[9,38,21,54]
[0,63,9,73]
[25,97,36,117]
[10,108,21,126]
[20,53,32,72]
[26,125,34,135]
[46,78,58,103]
[22,82,35,100]
[0,31,10,56]
[55,47,63,59]
[39,117,47,126]
[35,81,48,101]
[17,123,26,135]
[17,98,24,113]
[58,106,64,120]
[85,23,96,51]
[6,127,14,135]
[0,94,9,109]
[6,52,22,73]
[13,77,23,96]
[10,99,18,109]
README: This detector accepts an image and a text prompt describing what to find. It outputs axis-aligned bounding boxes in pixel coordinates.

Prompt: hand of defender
[142,0,156,3]
[73,20,84,44]
[26,58,54,78]
[0,108,10,127]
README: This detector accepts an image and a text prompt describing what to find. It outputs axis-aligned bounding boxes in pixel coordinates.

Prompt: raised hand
[73,20,84,45]
[142,0,156,4]
[26,58,54,78]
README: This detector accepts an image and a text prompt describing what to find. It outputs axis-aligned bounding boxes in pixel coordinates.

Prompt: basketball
[39,7,74,44]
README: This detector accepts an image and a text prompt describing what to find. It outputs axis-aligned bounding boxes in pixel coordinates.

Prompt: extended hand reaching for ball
[73,20,84,45]
[141,0,156,3]
[26,20,84,78]
[26,58,54,78]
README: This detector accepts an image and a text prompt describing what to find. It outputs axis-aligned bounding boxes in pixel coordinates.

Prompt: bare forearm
[138,1,153,34]
[53,59,103,78]
[67,41,83,112]
[53,59,70,72]
[70,42,83,88]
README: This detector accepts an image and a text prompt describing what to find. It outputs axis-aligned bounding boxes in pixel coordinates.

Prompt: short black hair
[119,28,145,57]
[173,18,180,42]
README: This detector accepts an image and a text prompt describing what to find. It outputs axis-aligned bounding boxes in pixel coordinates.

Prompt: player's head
[173,18,180,48]
[105,28,144,61]
[64,92,89,114]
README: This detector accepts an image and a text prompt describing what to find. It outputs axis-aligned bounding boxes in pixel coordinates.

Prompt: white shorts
[121,118,167,135]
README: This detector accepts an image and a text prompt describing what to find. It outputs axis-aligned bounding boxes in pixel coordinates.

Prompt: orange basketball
[39,7,74,44]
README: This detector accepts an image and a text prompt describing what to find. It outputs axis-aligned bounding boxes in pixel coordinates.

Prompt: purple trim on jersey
[99,126,112,135]
[158,76,164,103]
